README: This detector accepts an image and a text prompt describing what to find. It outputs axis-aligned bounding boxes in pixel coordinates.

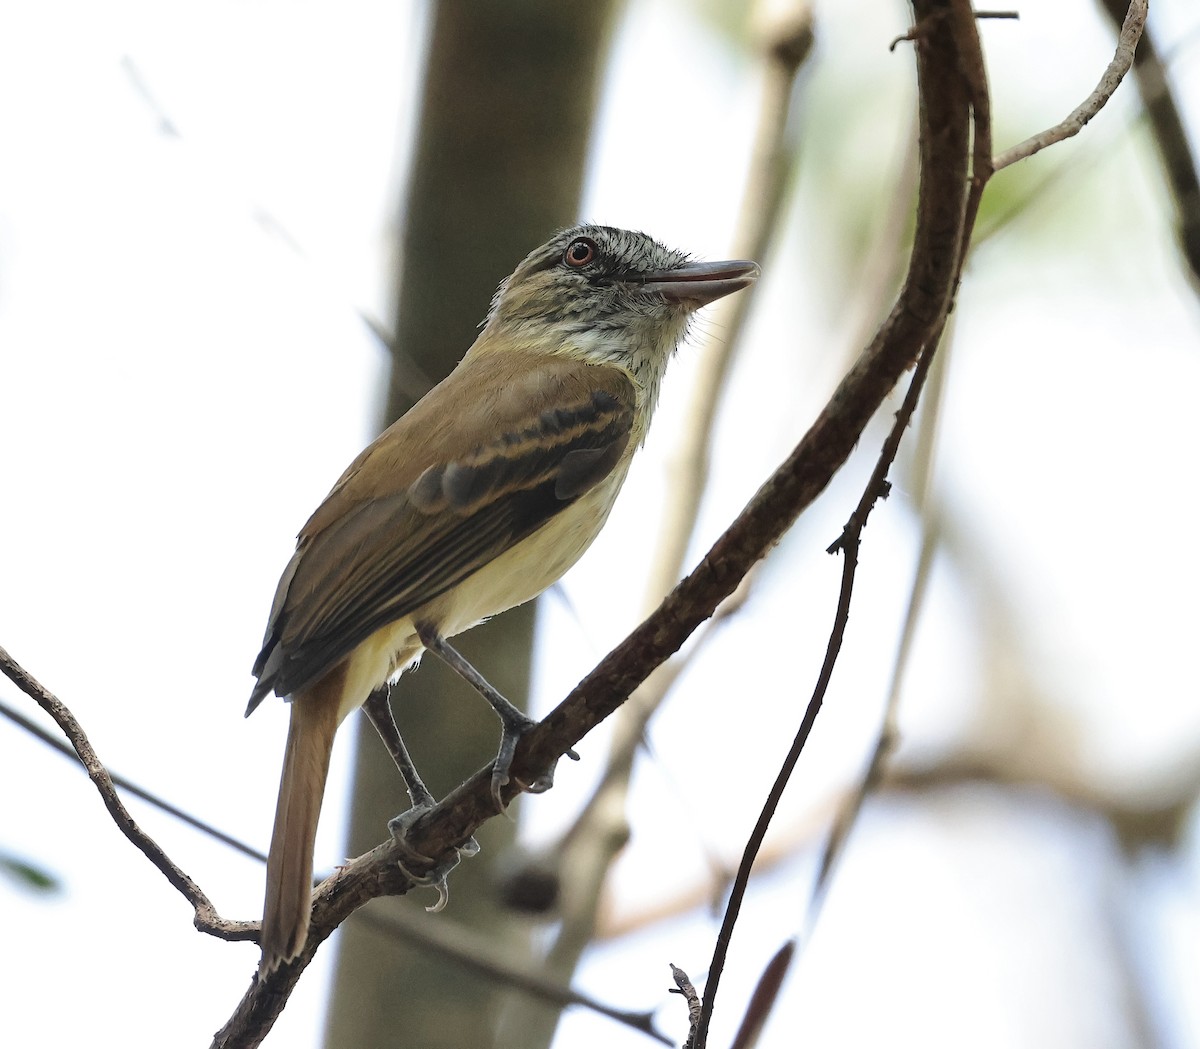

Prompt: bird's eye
[563,237,597,268]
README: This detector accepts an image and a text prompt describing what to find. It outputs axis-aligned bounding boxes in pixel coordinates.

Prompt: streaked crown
[481,225,758,405]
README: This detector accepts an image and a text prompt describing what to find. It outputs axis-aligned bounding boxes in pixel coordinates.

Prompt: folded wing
[248,353,635,712]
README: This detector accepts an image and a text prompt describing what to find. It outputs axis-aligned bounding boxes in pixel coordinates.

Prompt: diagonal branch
[0,694,266,864]
[356,908,672,1045]
[520,0,982,787]
[0,665,674,1041]
[687,2,993,1042]
[0,645,256,943]
[804,323,951,933]
[211,2,992,1043]
[691,319,943,1049]
[803,0,1153,953]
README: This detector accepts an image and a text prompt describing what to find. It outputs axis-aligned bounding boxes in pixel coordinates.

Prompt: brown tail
[259,677,342,977]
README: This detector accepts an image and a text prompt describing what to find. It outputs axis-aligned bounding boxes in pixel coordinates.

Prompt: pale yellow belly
[337,471,624,723]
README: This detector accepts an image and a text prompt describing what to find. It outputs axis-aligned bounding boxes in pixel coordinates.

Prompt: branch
[993,0,1147,170]
[670,963,703,1049]
[804,325,952,930]
[0,646,256,943]
[517,0,976,827]
[1098,0,1200,284]
[804,0,1157,950]
[0,694,266,864]
[17,4,1149,1046]
[692,322,942,1049]
[0,667,673,1042]
[687,1,993,1041]
[354,909,672,1045]
[210,0,980,1018]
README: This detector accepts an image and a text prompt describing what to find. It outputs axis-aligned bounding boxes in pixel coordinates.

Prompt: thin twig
[977,22,1200,264]
[692,335,942,1049]
[0,646,257,942]
[0,694,266,864]
[691,1,994,1042]
[993,0,1147,170]
[355,908,671,1045]
[805,323,951,928]
[670,964,703,1049]
[2,687,664,1038]
[0,669,676,1037]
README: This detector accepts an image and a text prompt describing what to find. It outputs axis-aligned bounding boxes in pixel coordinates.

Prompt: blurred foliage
[0,850,60,894]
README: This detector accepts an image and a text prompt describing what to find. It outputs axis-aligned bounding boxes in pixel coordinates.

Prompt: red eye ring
[563,237,597,268]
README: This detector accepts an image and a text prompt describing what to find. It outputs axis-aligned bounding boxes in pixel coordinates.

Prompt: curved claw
[421,871,452,914]
[492,731,578,809]
[387,807,479,912]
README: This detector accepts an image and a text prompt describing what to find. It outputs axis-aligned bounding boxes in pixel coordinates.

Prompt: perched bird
[247,224,758,973]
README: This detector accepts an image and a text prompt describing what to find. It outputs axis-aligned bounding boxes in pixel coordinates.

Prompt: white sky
[2,1,1199,1047]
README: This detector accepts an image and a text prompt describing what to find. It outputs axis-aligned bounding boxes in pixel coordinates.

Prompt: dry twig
[670,963,703,1049]
[0,645,256,943]
[804,327,951,928]
[0,694,266,864]
[993,0,1147,170]
[356,908,671,1045]
[686,1,994,1042]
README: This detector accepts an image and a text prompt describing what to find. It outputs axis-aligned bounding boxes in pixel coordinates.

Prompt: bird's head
[480,225,759,403]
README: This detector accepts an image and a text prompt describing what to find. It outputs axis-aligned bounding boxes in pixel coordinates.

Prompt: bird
[246,224,758,974]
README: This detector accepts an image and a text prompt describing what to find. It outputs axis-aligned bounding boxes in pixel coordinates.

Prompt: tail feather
[259,674,343,977]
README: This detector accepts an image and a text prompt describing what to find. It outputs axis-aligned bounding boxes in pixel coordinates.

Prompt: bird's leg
[415,622,566,811]
[362,684,478,912]
[362,684,434,810]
